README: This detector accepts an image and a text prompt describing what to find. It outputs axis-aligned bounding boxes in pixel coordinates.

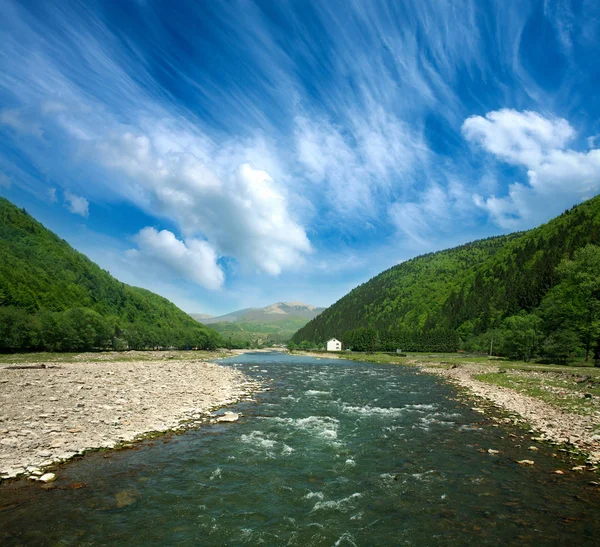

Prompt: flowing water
[2,352,600,545]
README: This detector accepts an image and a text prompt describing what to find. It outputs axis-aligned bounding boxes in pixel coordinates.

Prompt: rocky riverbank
[0,359,259,480]
[420,362,600,465]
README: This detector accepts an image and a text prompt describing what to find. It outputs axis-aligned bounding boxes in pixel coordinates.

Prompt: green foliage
[539,244,600,361]
[207,317,308,347]
[498,312,543,361]
[0,198,222,352]
[293,196,600,362]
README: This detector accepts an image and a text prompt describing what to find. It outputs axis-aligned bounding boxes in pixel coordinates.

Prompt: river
[1,352,599,545]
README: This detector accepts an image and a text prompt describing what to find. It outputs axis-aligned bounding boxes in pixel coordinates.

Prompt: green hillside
[193,302,325,347]
[293,195,600,361]
[210,317,314,346]
[0,197,222,351]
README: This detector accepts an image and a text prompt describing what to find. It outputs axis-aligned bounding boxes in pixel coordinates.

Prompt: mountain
[201,302,324,324]
[192,302,325,345]
[0,197,222,351]
[293,195,600,355]
[189,313,213,321]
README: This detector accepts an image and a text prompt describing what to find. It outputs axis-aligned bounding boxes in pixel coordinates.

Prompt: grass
[474,370,600,415]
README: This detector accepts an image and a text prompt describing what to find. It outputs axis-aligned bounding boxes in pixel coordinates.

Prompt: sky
[1,0,600,316]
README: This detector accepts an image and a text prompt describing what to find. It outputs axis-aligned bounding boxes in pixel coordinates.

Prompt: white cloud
[95,123,311,276]
[464,109,600,229]
[0,108,43,137]
[0,172,11,188]
[295,110,427,216]
[462,109,574,167]
[47,187,57,203]
[128,227,224,291]
[64,191,89,217]
[389,181,474,246]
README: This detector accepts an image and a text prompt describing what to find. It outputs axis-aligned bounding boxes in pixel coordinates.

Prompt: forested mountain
[193,302,324,346]
[293,195,600,361]
[0,197,222,351]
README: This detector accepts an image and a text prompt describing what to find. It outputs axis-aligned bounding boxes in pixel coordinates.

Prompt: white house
[326,338,342,352]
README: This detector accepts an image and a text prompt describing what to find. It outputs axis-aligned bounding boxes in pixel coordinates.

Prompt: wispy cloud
[64,191,89,217]
[0,108,43,137]
[0,0,599,308]
[0,172,12,189]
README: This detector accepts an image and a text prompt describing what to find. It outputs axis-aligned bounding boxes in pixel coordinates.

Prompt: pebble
[0,357,258,479]
[516,460,535,465]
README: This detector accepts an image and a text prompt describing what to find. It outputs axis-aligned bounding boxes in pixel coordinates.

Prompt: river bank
[0,356,260,481]
[419,362,600,465]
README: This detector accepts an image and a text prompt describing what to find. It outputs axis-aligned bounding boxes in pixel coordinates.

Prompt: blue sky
[1,0,600,315]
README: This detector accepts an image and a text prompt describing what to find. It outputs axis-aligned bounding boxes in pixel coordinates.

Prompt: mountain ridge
[192,301,325,346]
[0,197,222,351]
[293,195,600,354]
[195,301,325,325]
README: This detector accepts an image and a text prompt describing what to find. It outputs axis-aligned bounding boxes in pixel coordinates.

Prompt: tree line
[292,196,600,364]
[0,198,221,352]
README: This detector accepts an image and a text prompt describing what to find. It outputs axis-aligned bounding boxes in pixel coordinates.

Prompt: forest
[0,198,222,352]
[293,195,600,364]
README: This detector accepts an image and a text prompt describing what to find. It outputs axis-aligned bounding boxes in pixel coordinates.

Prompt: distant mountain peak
[191,301,325,325]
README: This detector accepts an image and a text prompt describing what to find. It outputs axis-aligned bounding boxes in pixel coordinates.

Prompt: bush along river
[1,352,600,545]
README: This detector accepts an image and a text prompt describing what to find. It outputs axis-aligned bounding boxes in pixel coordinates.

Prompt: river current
[1,352,600,545]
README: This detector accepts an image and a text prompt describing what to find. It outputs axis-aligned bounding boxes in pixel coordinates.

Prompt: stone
[115,490,138,508]
[39,472,56,483]
[516,459,535,465]
[38,450,52,458]
[552,470,565,475]
[216,412,240,423]
[487,449,499,455]
[528,446,539,451]
[571,465,586,472]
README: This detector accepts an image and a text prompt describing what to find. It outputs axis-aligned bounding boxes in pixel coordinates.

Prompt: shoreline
[0,358,261,481]
[419,362,600,466]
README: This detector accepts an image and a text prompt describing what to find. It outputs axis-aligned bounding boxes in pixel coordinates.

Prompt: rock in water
[516,460,535,465]
[39,472,56,483]
[115,490,139,508]
[217,412,240,423]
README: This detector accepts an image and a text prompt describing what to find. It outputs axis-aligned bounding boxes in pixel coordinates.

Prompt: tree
[499,312,542,361]
[539,245,600,362]
[542,329,582,364]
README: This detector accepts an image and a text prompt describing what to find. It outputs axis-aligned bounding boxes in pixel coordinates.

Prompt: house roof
[327,338,340,343]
